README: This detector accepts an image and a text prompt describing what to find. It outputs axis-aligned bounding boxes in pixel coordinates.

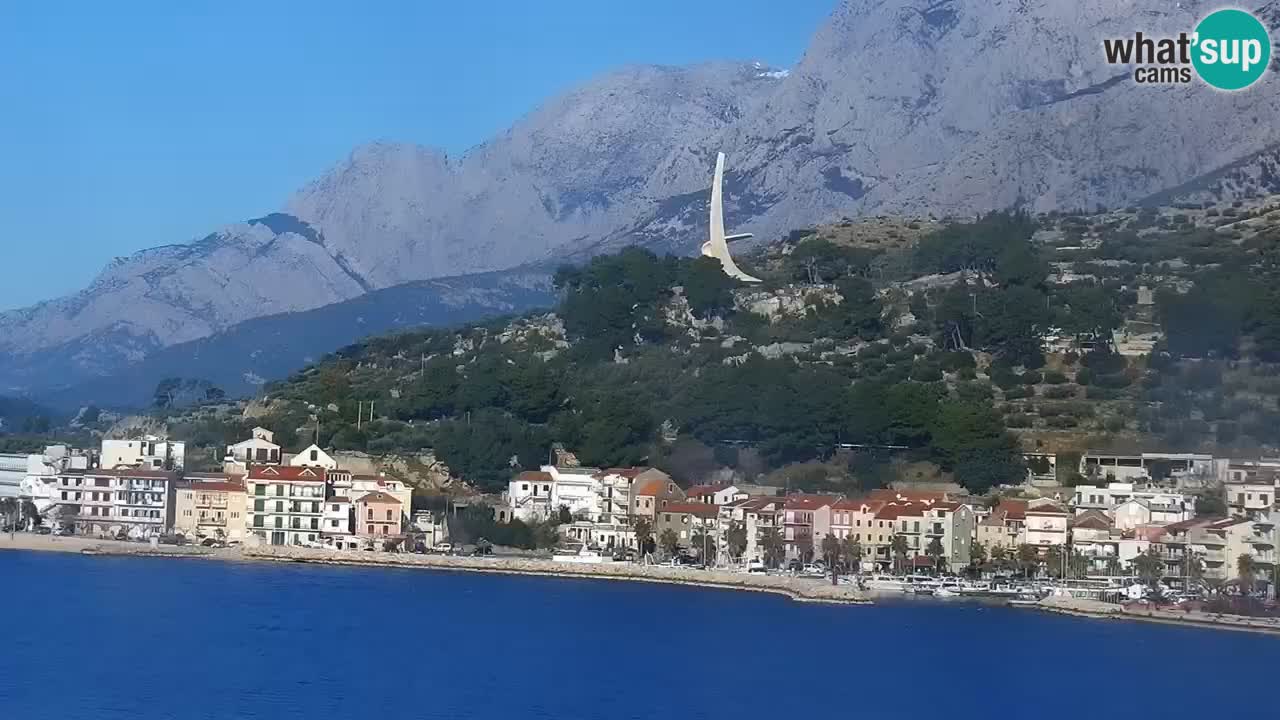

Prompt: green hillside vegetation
[163,195,1280,494]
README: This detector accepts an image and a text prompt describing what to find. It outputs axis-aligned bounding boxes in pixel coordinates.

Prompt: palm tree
[690,528,716,567]
[633,517,654,561]
[841,535,863,576]
[925,537,945,574]
[990,545,1009,575]
[970,541,988,572]
[821,534,843,586]
[890,534,910,575]
[1105,556,1123,578]
[1133,547,1164,587]
[726,521,748,562]
[1237,553,1257,595]
[659,529,680,560]
[759,527,784,568]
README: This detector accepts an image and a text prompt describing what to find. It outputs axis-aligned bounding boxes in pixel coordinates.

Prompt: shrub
[1042,370,1068,385]
[910,364,943,382]
[1086,386,1118,400]
[1103,417,1125,432]
[1021,371,1043,385]
[1006,414,1035,428]
[1045,416,1079,429]
[1042,385,1076,400]
[1075,368,1094,385]
[1096,373,1132,389]
[1003,386,1031,400]
[939,351,976,371]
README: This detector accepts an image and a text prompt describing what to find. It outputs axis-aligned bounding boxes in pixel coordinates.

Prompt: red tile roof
[1071,511,1113,530]
[635,478,671,496]
[660,502,720,518]
[996,499,1028,521]
[783,495,839,511]
[356,490,401,505]
[1026,502,1071,516]
[515,471,552,482]
[182,480,246,494]
[874,501,927,520]
[247,465,326,482]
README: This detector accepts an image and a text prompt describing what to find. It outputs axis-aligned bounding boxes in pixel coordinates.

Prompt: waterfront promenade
[0,533,871,605]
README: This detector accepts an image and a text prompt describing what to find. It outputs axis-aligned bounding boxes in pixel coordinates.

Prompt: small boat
[552,546,611,564]
[1008,598,1041,608]
[933,587,960,598]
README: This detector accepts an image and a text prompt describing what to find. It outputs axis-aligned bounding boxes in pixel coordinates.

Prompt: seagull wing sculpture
[700,152,762,283]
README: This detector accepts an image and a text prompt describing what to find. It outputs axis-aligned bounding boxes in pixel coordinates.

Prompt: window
[521,484,529,492]
[310,449,318,461]
[331,504,339,512]
[386,509,393,521]
[275,501,283,512]
[330,519,339,528]
[254,500,264,512]
[367,508,374,520]
[367,524,374,534]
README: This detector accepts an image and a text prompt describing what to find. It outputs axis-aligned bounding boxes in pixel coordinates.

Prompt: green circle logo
[1192,9,1272,90]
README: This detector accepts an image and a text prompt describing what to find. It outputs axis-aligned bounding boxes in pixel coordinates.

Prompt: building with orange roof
[656,502,721,560]
[631,470,684,522]
[815,498,884,570]
[780,495,839,563]
[1024,498,1071,548]
[245,464,327,547]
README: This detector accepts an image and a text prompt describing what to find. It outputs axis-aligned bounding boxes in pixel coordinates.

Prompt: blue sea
[1,551,1277,720]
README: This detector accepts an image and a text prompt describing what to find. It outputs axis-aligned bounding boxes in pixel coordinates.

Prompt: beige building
[173,474,247,542]
[1024,499,1071,547]
[631,470,684,522]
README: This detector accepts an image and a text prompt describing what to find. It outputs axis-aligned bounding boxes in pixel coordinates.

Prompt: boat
[864,574,911,592]
[552,546,611,564]
[1007,598,1041,608]
[933,587,960,598]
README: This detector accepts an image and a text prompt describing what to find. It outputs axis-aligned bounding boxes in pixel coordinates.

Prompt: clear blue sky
[0,0,835,310]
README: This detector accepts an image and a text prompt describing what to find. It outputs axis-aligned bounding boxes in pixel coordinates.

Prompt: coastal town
[2,426,1278,609]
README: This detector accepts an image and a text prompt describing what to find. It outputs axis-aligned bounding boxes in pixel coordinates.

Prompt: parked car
[201,538,226,548]
[434,542,453,554]
[34,526,52,535]
[746,560,768,574]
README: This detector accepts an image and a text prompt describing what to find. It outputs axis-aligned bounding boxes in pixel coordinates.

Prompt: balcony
[197,517,228,526]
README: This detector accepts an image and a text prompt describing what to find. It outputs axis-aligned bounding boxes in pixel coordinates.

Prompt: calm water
[1,551,1277,720]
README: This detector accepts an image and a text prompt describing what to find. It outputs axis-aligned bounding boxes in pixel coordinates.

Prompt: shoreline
[1031,595,1280,636]
[6,534,1280,633]
[0,534,871,606]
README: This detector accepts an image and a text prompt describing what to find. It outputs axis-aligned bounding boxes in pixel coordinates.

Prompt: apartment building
[1157,516,1278,582]
[655,503,720,555]
[71,469,176,539]
[245,465,327,547]
[1071,482,1195,525]
[173,473,247,542]
[322,496,356,548]
[631,470,684,522]
[224,427,281,474]
[780,495,838,562]
[508,470,554,522]
[976,500,1026,551]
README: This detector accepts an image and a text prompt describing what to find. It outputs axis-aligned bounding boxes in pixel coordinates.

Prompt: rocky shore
[1035,595,1280,636]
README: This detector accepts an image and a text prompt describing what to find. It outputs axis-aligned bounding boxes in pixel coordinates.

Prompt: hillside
[4,1,1280,398]
[153,194,1280,495]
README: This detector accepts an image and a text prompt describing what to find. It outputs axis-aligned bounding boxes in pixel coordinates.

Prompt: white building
[70,469,177,539]
[321,496,356,549]
[327,471,413,526]
[101,437,185,471]
[548,466,602,521]
[245,465,327,547]
[225,427,281,471]
[508,470,554,522]
[17,445,91,512]
[1072,482,1195,527]
[1024,499,1071,547]
[288,444,337,470]
[1079,451,1217,484]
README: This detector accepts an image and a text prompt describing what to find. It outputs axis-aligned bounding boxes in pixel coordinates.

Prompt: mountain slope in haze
[5,1,1280,396]
[34,267,555,410]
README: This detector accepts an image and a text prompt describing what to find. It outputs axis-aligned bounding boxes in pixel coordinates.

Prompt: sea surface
[1,551,1277,720]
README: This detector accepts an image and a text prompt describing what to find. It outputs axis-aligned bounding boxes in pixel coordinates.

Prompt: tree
[726,521,748,562]
[821,534,843,585]
[633,518,654,561]
[1105,557,1123,577]
[925,537,945,573]
[970,541,988,571]
[760,527,785,568]
[990,545,1009,574]
[796,534,815,564]
[890,534,910,575]
[1134,547,1164,587]
[841,535,863,576]
[1016,544,1040,578]
[690,527,717,567]
[659,528,681,559]
[1237,553,1257,594]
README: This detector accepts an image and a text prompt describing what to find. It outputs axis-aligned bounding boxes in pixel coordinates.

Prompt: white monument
[702,152,761,283]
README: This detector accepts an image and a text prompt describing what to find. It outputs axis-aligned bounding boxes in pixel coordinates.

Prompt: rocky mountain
[33,266,555,410]
[4,1,1279,399]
